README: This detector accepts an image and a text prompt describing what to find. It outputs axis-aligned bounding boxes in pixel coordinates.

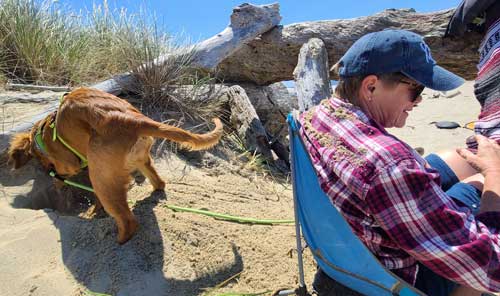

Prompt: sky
[60,0,462,41]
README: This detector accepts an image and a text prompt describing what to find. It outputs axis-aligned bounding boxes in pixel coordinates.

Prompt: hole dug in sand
[0,160,97,216]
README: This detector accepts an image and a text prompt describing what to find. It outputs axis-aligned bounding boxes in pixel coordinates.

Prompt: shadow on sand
[1,162,244,295]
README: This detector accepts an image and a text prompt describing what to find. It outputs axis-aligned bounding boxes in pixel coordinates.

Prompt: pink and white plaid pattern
[299,97,500,292]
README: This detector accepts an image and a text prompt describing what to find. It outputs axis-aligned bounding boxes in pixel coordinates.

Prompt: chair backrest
[288,113,424,296]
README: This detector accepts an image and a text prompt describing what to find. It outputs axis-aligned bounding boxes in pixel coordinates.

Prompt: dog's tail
[138,118,223,151]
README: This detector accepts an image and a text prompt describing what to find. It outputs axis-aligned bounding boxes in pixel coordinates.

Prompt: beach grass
[0,0,183,86]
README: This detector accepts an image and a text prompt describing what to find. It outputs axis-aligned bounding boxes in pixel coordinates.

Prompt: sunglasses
[399,80,425,102]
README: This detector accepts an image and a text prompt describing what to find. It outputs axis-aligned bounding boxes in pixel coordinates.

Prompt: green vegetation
[0,0,184,86]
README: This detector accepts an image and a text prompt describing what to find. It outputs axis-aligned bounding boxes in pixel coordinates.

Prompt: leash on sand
[165,204,294,225]
[48,170,294,226]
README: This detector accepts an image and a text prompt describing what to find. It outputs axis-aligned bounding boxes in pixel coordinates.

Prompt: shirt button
[472,204,478,209]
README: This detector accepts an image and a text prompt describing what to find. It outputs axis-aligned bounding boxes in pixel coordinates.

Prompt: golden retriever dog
[8,87,223,244]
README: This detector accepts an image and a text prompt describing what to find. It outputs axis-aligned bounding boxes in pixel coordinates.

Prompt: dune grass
[0,0,188,87]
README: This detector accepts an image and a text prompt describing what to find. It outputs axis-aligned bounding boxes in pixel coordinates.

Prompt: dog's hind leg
[138,155,165,191]
[88,138,138,244]
[129,137,165,191]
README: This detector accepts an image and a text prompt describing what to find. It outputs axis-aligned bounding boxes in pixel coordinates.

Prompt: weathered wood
[0,101,59,155]
[92,3,282,96]
[189,3,281,70]
[218,8,481,84]
[91,73,134,96]
[238,82,296,143]
[0,91,62,104]
[222,85,274,161]
[293,38,332,112]
[5,83,72,92]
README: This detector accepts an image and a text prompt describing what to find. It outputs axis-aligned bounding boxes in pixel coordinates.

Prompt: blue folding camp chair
[282,112,425,296]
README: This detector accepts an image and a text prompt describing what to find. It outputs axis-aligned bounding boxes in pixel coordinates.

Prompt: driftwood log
[293,38,332,112]
[5,83,72,92]
[1,4,482,156]
[221,85,274,161]
[92,3,281,96]
[218,8,482,84]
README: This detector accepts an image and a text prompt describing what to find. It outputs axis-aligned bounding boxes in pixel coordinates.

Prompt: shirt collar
[329,96,389,134]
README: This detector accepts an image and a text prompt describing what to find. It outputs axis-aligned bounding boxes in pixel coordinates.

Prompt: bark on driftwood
[293,38,332,112]
[170,83,292,165]
[218,8,482,84]
[239,82,295,142]
[221,85,274,161]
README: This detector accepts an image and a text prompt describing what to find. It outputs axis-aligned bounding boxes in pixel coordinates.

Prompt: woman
[300,29,500,296]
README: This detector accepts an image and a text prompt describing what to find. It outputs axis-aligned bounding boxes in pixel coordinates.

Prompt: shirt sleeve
[364,158,500,292]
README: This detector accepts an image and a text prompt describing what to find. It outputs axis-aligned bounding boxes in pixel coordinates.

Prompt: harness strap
[49,121,88,168]
[49,93,88,168]
[34,121,48,154]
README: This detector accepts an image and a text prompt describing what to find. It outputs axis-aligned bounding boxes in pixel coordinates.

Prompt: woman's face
[361,75,424,128]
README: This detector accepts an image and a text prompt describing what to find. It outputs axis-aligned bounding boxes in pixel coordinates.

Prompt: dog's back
[59,88,223,150]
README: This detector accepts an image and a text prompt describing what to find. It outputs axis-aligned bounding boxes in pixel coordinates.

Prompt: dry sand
[0,81,480,296]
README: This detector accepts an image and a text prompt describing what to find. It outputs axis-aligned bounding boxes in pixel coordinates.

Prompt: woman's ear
[8,133,33,169]
[359,75,378,101]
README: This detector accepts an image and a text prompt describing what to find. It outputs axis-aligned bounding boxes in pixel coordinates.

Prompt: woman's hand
[456,135,500,177]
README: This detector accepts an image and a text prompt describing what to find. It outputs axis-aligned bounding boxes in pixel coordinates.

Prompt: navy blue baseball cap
[337,30,464,91]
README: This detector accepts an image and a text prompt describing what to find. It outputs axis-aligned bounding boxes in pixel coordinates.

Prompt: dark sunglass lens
[413,86,425,102]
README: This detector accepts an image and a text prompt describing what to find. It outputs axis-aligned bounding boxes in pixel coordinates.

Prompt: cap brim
[402,65,465,91]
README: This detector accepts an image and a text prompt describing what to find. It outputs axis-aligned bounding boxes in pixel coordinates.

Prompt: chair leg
[273,286,310,296]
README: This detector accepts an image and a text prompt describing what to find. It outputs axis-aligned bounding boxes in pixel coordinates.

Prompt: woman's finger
[456,148,475,161]
[456,148,482,172]
[475,134,490,146]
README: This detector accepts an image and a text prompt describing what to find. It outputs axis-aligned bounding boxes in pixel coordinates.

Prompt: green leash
[49,170,94,192]
[48,171,294,225]
[165,205,294,225]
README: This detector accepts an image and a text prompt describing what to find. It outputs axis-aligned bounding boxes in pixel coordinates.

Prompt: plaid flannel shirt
[299,97,500,292]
